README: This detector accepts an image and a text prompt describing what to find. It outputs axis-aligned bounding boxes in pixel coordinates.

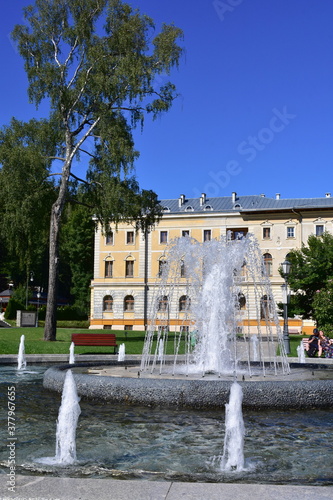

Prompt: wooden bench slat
[71,333,118,352]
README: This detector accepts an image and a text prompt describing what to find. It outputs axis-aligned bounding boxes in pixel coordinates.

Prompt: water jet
[17,334,27,371]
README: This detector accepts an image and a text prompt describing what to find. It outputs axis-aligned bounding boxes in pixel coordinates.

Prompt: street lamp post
[36,289,41,327]
[281,260,291,355]
[26,272,34,309]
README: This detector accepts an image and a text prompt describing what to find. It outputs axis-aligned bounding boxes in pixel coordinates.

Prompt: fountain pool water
[0,365,333,485]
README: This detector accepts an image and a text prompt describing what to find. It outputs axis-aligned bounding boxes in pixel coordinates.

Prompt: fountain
[297,341,306,363]
[141,234,289,378]
[213,381,245,471]
[69,342,75,364]
[17,334,27,371]
[38,369,81,466]
[44,234,333,409]
[1,364,333,484]
[250,335,259,362]
[118,343,125,362]
[0,234,331,487]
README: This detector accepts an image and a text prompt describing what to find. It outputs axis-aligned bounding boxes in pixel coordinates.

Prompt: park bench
[71,333,118,354]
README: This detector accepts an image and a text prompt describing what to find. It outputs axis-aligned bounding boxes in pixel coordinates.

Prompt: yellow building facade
[90,192,333,333]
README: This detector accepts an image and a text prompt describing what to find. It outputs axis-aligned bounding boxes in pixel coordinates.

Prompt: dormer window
[185,205,194,212]
[204,205,213,211]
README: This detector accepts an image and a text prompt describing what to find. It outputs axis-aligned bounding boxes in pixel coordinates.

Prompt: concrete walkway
[1,475,333,500]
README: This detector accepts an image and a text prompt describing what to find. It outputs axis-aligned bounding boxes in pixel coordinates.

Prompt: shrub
[4,298,25,320]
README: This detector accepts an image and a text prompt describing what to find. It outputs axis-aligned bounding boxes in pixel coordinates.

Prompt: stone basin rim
[43,360,333,410]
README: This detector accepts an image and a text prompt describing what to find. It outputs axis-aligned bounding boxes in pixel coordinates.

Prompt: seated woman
[318,330,329,357]
[320,333,333,358]
[307,328,320,357]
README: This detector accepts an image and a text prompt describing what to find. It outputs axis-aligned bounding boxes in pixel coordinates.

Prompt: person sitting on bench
[307,328,320,357]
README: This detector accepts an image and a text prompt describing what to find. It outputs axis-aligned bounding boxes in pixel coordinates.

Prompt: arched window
[125,258,134,277]
[238,293,246,310]
[263,253,273,277]
[104,259,113,278]
[260,295,274,319]
[124,295,134,312]
[103,295,113,311]
[179,295,191,311]
[158,295,168,312]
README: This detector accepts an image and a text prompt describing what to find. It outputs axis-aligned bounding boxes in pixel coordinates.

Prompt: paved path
[1,475,333,500]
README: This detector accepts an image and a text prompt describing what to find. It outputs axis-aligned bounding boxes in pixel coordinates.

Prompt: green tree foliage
[60,196,94,314]
[312,281,333,335]
[11,0,183,340]
[285,232,333,320]
[5,298,25,320]
[0,118,57,285]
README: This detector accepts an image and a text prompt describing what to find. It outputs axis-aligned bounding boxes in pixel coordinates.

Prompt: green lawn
[0,327,309,357]
[0,327,185,355]
[0,327,145,355]
[288,334,309,357]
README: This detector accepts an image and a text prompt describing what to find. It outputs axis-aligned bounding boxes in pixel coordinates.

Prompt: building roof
[159,193,333,214]
[0,289,13,299]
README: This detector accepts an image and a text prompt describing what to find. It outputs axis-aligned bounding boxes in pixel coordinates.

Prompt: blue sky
[2,0,333,201]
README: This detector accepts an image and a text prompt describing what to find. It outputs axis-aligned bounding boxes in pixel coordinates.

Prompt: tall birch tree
[11,0,183,340]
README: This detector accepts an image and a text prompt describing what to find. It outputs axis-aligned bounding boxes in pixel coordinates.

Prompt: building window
[106,231,114,245]
[124,325,133,331]
[179,295,191,311]
[203,229,211,242]
[103,295,113,311]
[125,260,134,277]
[263,227,271,239]
[158,259,167,277]
[182,230,190,237]
[238,293,246,310]
[228,228,248,240]
[126,231,134,244]
[104,260,113,278]
[160,231,168,244]
[316,225,324,237]
[158,295,168,312]
[263,253,273,277]
[124,295,134,311]
[287,226,295,238]
[180,260,186,277]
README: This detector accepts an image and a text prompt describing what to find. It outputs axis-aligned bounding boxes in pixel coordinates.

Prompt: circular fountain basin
[43,360,333,410]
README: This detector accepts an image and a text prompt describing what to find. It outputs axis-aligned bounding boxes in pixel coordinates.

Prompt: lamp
[36,289,41,327]
[281,260,291,277]
[281,260,291,354]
